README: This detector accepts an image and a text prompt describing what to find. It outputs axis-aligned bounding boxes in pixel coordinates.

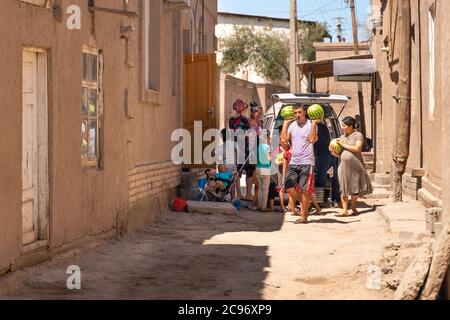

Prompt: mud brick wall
[129,162,181,203]
[418,177,443,208]
[402,172,419,200]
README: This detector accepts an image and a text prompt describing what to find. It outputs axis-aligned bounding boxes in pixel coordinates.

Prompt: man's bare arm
[282,120,294,144]
[309,120,319,144]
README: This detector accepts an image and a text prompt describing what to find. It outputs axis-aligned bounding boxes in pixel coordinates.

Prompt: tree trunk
[393,0,412,202]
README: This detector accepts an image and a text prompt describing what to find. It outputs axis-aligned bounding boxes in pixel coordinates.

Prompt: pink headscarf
[233,98,248,114]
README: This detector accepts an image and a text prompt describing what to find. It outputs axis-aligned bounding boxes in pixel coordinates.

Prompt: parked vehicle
[262,93,350,205]
[263,93,349,141]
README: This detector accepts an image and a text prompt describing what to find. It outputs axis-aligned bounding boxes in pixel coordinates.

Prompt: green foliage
[219,22,330,82]
[253,30,289,82]
[219,26,256,75]
[219,26,289,82]
[298,22,330,62]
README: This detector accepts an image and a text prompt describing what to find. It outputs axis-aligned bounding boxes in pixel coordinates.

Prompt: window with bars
[82,50,99,166]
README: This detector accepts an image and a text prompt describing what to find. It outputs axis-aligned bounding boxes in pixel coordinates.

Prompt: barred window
[81,49,99,166]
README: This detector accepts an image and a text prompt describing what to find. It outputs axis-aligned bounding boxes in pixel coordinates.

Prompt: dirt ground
[0,197,409,300]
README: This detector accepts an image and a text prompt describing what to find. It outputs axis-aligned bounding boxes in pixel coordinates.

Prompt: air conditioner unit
[165,0,191,11]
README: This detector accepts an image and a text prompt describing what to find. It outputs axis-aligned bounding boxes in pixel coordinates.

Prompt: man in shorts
[282,105,318,224]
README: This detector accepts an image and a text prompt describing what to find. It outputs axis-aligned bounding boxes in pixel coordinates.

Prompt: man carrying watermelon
[281,105,319,224]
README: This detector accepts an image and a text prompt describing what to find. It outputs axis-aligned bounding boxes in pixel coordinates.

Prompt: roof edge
[218,12,316,25]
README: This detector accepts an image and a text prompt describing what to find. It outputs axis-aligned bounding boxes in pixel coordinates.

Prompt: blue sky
[218,0,371,42]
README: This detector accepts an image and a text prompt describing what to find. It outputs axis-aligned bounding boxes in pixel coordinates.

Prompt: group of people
[222,99,275,211]
[215,98,373,224]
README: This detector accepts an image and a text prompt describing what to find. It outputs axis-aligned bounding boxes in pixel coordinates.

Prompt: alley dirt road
[2,199,397,300]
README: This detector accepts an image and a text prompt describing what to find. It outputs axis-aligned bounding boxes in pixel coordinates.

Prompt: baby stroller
[192,155,251,204]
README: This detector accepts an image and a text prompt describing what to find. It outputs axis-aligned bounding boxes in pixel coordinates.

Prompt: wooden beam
[420,222,450,300]
[411,168,426,178]
[88,6,138,18]
[393,0,412,202]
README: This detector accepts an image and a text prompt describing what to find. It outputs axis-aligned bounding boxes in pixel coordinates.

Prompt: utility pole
[337,16,344,42]
[348,0,367,139]
[393,0,412,202]
[290,0,299,92]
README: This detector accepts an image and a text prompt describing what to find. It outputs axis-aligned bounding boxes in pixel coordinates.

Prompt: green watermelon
[307,104,325,120]
[330,139,343,154]
[280,106,295,120]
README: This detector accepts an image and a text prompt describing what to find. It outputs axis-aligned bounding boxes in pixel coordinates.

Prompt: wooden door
[183,53,217,168]
[22,49,48,246]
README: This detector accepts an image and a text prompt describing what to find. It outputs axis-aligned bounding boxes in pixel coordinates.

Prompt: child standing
[249,132,272,212]
[276,139,292,213]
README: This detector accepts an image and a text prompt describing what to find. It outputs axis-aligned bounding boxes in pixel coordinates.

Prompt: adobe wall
[416,0,442,205]
[372,0,442,207]
[219,74,258,129]
[437,0,450,300]
[314,43,373,139]
[0,0,138,272]
[219,74,289,129]
[0,0,191,273]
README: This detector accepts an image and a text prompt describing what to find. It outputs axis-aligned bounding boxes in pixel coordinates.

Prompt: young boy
[249,132,272,212]
[207,164,233,193]
[277,139,293,213]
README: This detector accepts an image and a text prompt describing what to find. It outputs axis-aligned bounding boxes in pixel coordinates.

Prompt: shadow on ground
[5,209,285,300]
[3,199,388,300]
[305,218,361,225]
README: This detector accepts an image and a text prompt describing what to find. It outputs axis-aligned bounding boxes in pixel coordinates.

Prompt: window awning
[297,54,375,79]
[333,59,376,76]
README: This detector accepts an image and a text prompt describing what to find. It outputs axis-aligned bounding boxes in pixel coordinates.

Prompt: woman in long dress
[329,117,373,216]
[229,98,250,200]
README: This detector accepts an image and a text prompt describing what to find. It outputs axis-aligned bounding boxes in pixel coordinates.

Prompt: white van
[263,93,350,205]
[263,93,350,141]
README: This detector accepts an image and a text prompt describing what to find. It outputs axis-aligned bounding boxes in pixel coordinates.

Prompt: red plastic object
[172,198,187,212]
[306,167,315,194]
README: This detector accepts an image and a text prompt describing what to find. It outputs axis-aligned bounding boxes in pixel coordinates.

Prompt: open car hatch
[272,93,350,105]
